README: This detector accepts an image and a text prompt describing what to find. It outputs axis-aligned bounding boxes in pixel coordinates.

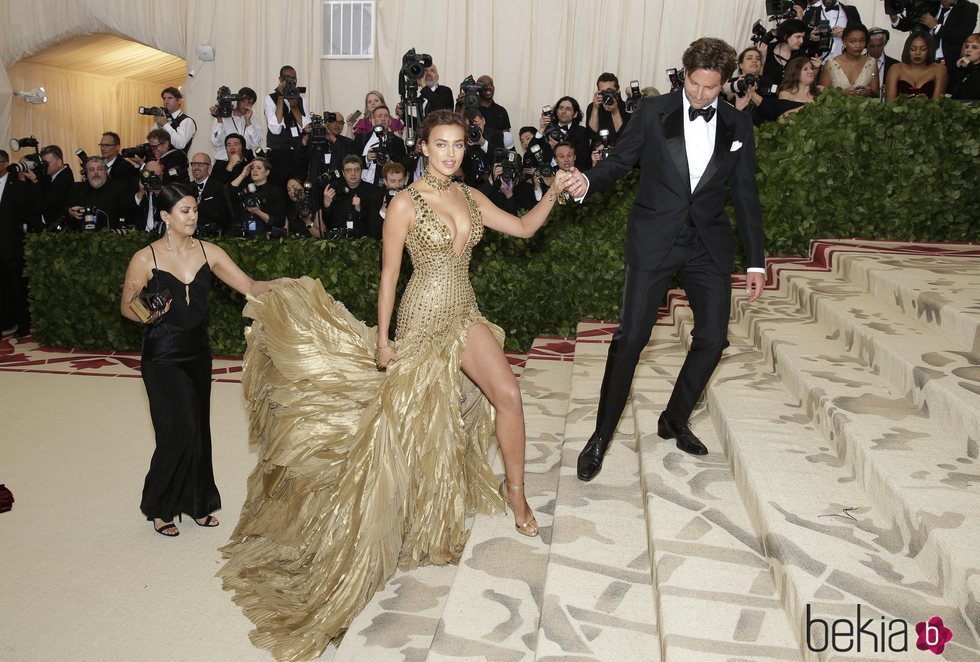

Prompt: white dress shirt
[681,94,717,194]
[264,94,311,136]
[163,110,197,151]
[211,114,264,160]
[360,132,381,184]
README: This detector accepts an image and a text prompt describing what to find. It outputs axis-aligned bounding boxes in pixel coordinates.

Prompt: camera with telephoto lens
[138,106,167,117]
[122,143,154,160]
[7,154,45,177]
[666,68,685,92]
[75,149,89,164]
[309,113,329,143]
[732,74,759,97]
[281,76,306,101]
[401,48,433,79]
[804,20,833,57]
[884,0,932,21]
[215,86,242,118]
[598,129,614,160]
[238,182,265,209]
[140,167,163,191]
[624,80,641,113]
[495,149,521,184]
[600,88,620,108]
[460,75,485,109]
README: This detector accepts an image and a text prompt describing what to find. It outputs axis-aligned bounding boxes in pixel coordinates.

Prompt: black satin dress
[139,243,220,521]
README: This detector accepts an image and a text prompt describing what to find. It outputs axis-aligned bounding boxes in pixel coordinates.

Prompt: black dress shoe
[577,432,610,481]
[657,413,708,456]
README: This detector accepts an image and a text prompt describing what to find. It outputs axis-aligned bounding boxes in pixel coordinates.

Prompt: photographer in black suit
[586,72,631,143]
[530,96,593,174]
[461,107,505,188]
[890,0,979,78]
[353,105,408,186]
[227,157,286,238]
[189,153,233,235]
[65,157,136,231]
[147,129,189,185]
[0,150,30,336]
[319,155,380,239]
[803,0,863,59]
[20,144,74,232]
[566,38,766,480]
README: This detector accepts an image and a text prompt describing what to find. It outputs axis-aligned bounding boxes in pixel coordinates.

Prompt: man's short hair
[279,65,295,78]
[102,131,121,145]
[342,154,363,169]
[382,162,406,178]
[237,86,257,103]
[554,140,575,155]
[161,86,182,100]
[596,72,620,87]
[224,132,246,149]
[40,145,64,161]
[682,37,738,81]
[371,104,390,118]
[462,107,482,121]
[86,156,107,169]
[0,149,9,162]
[519,126,536,137]
[147,128,171,144]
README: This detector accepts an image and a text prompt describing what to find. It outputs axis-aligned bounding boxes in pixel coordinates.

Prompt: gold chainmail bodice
[396,184,485,342]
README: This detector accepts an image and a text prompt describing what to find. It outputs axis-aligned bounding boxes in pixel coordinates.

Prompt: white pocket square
[730,141,743,152]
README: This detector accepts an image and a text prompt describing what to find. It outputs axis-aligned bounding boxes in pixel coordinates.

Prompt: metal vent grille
[321,0,374,59]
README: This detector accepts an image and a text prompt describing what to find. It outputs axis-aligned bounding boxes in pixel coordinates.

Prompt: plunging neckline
[417,191,474,258]
[153,262,209,286]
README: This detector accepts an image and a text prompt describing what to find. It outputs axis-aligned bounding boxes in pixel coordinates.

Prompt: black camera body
[600,88,620,107]
[239,182,265,209]
[138,106,167,117]
[467,124,483,144]
[624,80,642,113]
[309,113,329,143]
[666,68,685,92]
[495,149,521,184]
[282,76,307,100]
[371,125,390,165]
[294,181,315,220]
[527,144,555,179]
[884,0,932,20]
[805,20,833,56]
[9,136,39,151]
[122,143,154,160]
[216,85,242,118]
[751,20,779,47]
[318,168,345,191]
[140,167,163,191]
[597,129,614,160]
[460,75,486,109]
[544,124,566,143]
[765,0,798,20]
[401,48,433,79]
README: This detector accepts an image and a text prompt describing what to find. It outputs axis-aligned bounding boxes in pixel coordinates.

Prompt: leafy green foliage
[25,94,977,353]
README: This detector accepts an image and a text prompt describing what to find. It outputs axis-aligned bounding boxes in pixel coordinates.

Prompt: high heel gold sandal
[499,480,539,537]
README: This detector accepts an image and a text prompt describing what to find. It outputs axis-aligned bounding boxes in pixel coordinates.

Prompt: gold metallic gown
[219,184,506,661]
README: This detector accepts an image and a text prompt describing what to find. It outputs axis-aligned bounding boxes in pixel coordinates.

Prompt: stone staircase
[329,240,980,661]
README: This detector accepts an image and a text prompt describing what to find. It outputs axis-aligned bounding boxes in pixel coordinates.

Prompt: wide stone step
[776,267,979,460]
[630,327,803,661]
[823,249,980,351]
[696,333,980,659]
[428,339,575,660]
[533,328,661,661]
[719,283,980,621]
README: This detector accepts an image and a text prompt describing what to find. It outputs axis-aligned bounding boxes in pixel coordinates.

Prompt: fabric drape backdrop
[2,0,905,163]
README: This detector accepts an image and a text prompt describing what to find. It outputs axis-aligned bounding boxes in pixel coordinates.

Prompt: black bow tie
[688,105,716,122]
[824,2,840,10]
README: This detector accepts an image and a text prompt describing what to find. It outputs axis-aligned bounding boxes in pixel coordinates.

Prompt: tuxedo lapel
[692,106,736,197]
[662,96,689,192]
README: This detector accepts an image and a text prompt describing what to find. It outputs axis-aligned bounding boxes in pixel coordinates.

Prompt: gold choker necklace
[421,168,452,191]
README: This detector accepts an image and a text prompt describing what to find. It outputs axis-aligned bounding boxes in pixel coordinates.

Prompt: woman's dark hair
[777,19,808,44]
[157,182,197,214]
[682,37,738,81]
[779,55,821,97]
[419,109,468,142]
[737,47,762,68]
[842,23,870,43]
[554,96,583,123]
[902,32,937,65]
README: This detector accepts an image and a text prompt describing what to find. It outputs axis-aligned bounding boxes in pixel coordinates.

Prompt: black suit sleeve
[728,112,765,269]
[941,2,979,47]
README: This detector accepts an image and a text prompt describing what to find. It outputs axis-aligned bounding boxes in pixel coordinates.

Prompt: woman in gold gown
[219,110,571,660]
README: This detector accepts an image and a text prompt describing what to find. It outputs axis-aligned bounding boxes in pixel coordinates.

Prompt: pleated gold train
[219,184,507,661]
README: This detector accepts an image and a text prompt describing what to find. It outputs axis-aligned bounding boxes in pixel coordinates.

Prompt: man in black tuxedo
[99,132,139,194]
[867,28,900,98]
[530,96,593,174]
[891,0,979,77]
[353,105,408,187]
[803,0,862,59]
[0,150,31,336]
[21,144,74,232]
[188,153,233,235]
[566,38,766,481]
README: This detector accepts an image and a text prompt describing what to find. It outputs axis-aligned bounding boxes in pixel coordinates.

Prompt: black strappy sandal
[154,521,180,537]
[193,515,219,527]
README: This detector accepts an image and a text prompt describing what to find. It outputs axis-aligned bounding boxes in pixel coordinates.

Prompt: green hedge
[25,92,977,354]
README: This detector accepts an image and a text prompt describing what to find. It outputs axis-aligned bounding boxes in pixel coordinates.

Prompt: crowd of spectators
[0,0,977,336]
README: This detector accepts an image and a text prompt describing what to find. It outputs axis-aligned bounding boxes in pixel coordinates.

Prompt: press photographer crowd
[0,0,976,336]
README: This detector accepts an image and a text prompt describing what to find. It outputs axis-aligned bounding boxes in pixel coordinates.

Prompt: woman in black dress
[120,182,289,537]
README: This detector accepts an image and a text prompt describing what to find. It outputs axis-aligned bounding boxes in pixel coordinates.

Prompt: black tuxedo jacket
[0,176,27,259]
[322,184,381,238]
[529,122,593,174]
[802,3,861,28]
[27,167,75,231]
[896,1,978,64]
[420,84,455,116]
[584,92,764,274]
[106,157,140,194]
[194,177,234,234]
